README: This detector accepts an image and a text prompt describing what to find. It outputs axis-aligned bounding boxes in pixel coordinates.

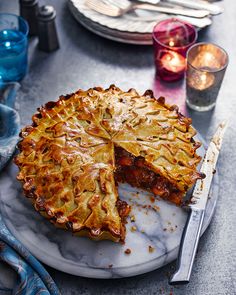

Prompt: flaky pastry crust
[15,85,202,242]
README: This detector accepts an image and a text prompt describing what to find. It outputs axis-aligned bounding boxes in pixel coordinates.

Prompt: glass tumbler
[186,43,228,111]
[0,13,29,82]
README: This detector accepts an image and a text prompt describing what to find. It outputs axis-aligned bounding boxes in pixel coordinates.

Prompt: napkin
[0,241,51,294]
[0,82,60,295]
[0,82,21,170]
[0,215,60,295]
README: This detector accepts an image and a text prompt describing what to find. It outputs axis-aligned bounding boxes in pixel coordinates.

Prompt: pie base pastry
[15,85,203,242]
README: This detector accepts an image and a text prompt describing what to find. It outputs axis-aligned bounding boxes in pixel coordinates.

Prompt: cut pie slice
[15,85,203,242]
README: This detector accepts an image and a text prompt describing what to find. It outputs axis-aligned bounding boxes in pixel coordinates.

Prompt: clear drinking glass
[0,13,29,82]
[186,43,228,111]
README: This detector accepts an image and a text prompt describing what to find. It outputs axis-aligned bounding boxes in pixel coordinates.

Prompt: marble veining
[0,161,219,279]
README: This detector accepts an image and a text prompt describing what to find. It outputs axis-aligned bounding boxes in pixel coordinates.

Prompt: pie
[15,85,203,242]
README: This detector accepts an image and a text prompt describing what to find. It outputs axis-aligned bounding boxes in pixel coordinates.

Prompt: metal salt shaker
[37,5,60,52]
[19,0,39,36]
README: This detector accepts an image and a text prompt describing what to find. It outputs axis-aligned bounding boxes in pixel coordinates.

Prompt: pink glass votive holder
[152,18,197,82]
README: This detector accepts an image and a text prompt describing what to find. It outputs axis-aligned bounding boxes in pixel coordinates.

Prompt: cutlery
[169,121,227,284]
[170,15,212,28]
[86,0,210,18]
[134,0,223,15]
[115,10,212,28]
[166,0,223,15]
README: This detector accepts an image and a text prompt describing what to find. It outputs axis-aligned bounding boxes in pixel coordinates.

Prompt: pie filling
[114,147,183,205]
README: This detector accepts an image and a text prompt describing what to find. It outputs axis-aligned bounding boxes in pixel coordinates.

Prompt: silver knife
[169,121,227,285]
[165,0,223,15]
[135,0,223,15]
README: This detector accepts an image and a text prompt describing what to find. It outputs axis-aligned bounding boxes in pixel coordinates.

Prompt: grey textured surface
[0,0,236,294]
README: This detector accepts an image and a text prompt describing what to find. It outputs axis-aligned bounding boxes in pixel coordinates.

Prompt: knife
[169,121,227,285]
[134,0,223,15]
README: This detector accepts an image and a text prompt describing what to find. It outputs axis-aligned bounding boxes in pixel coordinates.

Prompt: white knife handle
[169,208,205,285]
[134,0,223,15]
[135,3,210,18]
[166,0,223,15]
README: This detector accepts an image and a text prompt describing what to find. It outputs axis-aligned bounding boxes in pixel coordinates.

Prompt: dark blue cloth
[0,82,60,294]
[0,201,60,295]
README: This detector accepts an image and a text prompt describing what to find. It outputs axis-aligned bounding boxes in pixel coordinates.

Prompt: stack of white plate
[68,0,212,45]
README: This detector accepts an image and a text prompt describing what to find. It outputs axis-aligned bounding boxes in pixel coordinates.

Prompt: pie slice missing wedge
[14,85,203,242]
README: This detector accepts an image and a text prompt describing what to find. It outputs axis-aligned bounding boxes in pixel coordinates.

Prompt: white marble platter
[0,151,219,278]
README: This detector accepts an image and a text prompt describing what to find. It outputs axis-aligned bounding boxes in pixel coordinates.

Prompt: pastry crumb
[124,248,131,254]
[130,215,136,222]
[130,226,137,232]
[148,245,155,253]
[153,205,160,212]
[150,196,155,203]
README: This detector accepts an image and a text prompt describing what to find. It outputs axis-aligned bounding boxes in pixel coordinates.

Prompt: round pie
[15,85,203,242]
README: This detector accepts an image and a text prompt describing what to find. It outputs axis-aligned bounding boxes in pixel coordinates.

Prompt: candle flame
[200,73,207,83]
[160,51,186,73]
[204,52,214,63]
[188,71,215,91]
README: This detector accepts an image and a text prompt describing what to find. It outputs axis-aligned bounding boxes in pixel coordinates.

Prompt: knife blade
[190,121,227,210]
[169,121,227,285]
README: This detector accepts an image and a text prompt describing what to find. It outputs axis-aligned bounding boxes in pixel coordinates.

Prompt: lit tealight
[186,43,228,111]
[203,52,214,62]
[153,19,197,81]
[160,51,186,73]
[188,70,215,91]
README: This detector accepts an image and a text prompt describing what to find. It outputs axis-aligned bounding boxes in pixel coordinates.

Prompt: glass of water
[0,13,29,82]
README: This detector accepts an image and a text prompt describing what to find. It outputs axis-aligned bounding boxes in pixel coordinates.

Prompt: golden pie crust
[15,85,202,242]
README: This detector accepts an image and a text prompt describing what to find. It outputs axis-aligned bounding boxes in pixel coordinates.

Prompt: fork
[86,0,210,18]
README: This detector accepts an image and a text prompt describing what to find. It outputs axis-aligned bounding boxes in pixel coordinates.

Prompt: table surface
[0,0,236,294]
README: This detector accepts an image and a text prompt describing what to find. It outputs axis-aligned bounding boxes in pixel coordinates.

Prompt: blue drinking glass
[0,14,29,82]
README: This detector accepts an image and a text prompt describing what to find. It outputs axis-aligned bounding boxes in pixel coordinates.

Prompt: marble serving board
[0,161,218,279]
